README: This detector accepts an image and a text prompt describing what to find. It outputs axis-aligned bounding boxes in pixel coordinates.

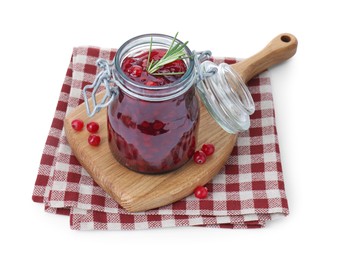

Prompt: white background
[1,0,337,259]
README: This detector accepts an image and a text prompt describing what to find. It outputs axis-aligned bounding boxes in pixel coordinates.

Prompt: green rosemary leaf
[151,71,185,76]
[146,36,153,70]
[173,41,189,53]
[161,32,179,60]
[149,59,154,67]
[147,32,189,75]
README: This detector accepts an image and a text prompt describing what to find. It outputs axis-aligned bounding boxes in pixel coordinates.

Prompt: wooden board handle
[231,33,298,83]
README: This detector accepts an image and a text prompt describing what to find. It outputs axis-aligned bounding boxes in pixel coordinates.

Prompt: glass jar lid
[196,60,255,134]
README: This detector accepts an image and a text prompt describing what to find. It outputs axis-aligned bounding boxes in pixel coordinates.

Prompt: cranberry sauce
[121,49,187,86]
[107,49,199,174]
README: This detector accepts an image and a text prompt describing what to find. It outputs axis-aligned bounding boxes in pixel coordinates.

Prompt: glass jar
[83,33,255,175]
[108,34,198,174]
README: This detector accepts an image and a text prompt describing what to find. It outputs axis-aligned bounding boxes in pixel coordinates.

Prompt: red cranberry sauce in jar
[122,49,187,86]
[107,49,199,174]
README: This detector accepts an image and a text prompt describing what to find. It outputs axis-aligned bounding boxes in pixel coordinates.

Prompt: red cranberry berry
[86,121,99,133]
[128,65,143,77]
[201,143,215,156]
[71,119,84,131]
[141,121,150,128]
[193,150,207,164]
[88,134,101,146]
[194,186,208,199]
[146,81,157,86]
[153,120,164,130]
[122,57,136,71]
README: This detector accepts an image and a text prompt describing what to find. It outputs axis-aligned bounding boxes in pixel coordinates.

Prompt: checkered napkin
[32,47,289,230]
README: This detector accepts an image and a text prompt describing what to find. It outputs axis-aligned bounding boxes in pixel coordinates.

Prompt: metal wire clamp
[82,59,119,117]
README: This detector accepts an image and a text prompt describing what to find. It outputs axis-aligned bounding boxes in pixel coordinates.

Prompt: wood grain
[64,33,298,212]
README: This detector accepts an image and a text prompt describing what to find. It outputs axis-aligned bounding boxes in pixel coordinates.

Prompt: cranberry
[142,59,148,67]
[146,81,157,86]
[194,186,208,199]
[71,119,84,131]
[167,60,186,73]
[201,143,215,156]
[121,57,136,71]
[149,49,165,61]
[128,65,143,77]
[193,150,207,164]
[141,121,150,128]
[88,134,101,146]
[152,120,164,130]
[121,115,136,128]
[86,121,99,133]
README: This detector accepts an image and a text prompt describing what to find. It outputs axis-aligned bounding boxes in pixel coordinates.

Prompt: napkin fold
[32,47,289,230]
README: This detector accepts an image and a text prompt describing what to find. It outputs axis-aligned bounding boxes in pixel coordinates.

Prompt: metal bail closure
[196,60,255,134]
[82,59,119,117]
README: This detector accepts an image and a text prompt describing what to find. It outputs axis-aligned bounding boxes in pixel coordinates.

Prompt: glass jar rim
[113,33,195,101]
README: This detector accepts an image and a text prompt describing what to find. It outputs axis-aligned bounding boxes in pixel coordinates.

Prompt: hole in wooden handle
[281,35,291,43]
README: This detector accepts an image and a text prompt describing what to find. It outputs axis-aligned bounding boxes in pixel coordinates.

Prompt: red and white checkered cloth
[32,47,289,230]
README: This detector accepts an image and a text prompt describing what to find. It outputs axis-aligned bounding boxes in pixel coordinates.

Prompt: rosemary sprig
[146,32,189,75]
[151,71,185,76]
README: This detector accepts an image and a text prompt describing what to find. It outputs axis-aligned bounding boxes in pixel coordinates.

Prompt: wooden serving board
[64,92,237,212]
[64,33,298,212]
